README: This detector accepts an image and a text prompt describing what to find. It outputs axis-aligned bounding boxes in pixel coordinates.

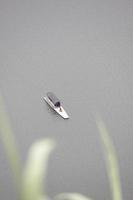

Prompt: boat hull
[44,96,69,119]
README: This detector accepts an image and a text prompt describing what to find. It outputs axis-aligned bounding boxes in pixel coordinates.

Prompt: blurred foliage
[54,193,92,200]
[0,95,122,200]
[0,95,22,196]
[96,118,123,200]
[22,139,55,200]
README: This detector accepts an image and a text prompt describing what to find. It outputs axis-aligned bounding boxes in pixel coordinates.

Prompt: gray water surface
[0,1,133,200]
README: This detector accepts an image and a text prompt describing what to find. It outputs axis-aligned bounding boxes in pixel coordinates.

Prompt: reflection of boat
[44,92,69,119]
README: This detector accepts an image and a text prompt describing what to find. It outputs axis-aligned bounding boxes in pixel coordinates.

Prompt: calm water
[0,1,133,200]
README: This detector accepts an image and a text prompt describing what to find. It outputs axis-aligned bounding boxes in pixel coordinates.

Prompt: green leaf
[0,95,22,196]
[54,193,93,200]
[22,139,55,200]
[96,118,123,200]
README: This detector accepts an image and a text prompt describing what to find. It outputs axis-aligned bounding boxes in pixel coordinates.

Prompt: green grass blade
[22,139,55,200]
[54,193,93,200]
[96,118,123,200]
[0,95,22,195]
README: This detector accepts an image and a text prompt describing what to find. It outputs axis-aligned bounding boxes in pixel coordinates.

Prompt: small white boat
[44,92,69,119]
